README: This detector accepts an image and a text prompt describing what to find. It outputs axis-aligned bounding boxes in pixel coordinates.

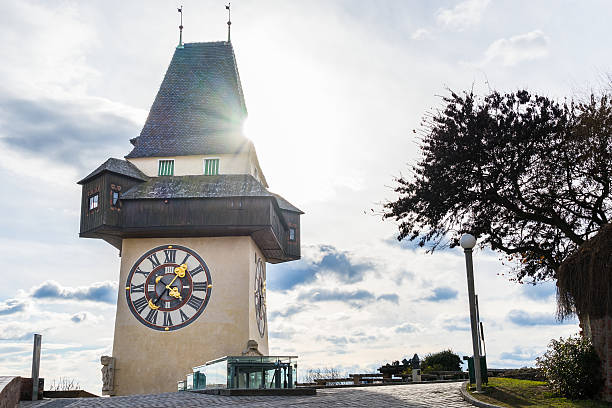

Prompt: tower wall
[109,236,268,396]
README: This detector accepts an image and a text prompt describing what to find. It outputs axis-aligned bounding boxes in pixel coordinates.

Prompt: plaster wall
[127,152,266,185]
[109,236,268,396]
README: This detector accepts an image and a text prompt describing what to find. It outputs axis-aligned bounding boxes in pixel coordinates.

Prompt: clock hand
[149,285,168,309]
[147,264,188,309]
[168,286,182,300]
[164,264,187,299]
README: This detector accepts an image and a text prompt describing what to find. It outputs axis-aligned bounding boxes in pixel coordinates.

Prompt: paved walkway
[19,382,472,407]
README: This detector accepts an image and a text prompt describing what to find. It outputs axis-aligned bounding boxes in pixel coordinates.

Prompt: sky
[0,0,610,394]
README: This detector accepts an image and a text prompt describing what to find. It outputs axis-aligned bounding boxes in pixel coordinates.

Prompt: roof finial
[177,6,184,49]
[226,3,231,43]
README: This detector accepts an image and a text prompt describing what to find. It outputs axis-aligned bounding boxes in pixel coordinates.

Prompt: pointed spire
[226,3,231,43]
[177,6,184,49]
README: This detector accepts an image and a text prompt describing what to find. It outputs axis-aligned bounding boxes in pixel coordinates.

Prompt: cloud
[321,335,348,345]
[482,30,549,66]
[440,316,471,331]
[522,282,556,301]
[70,312,101,324]
[318,333,379,345]
[499,346,541,361]
[297,288,400,309]
[269,305,305,321]
[298,288,375,306]
[383,235,459,253]
[269,330,294,340]
[436,0,490,31]
[377,294,399,304]
[0,93,139,172]
[395,323,418,333]
[411,28,431,40]
[0,323,36,341]
[507,310,576,326]
[31,280,117,304]
[0,299,28,315]
[423,286,458,302]
[393,270,415,285]
[268,245,374,291]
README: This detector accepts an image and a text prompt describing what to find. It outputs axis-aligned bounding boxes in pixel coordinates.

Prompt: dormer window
[88,193,99,211]
[158,159,174,176]
[204,158,219,175]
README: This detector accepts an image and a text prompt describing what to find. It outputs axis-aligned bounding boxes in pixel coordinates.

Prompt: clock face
[125,245,212,331]
[254,256,266,337]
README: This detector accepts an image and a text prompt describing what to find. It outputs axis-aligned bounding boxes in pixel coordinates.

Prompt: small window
[158,159,174,176]
[204,158,219,175]
[88,193,99,211]
[110,184,122,210]
[289,227,296,241]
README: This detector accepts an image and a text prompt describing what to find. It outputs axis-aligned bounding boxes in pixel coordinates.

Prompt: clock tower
[78,41,302,396]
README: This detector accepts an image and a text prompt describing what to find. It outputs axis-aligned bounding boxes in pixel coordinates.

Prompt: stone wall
[589,316,612,401]
[0,377,21,408]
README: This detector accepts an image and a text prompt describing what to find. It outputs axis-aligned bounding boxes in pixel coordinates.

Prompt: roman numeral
[134,268,148,277]
[147,284,156,292]
[147,253,161,268]
[130,283,144,293]
[180,253,191,265]
[164,250,176,263]
[165,301,171,309]
[145,308,158,324]
[179,309,190,323]
[193,282,207,292]
[163,312,173,327]
[133,297,148,314]
[165,266,174,274]
[190,265,203,277]
[187,295,203,310]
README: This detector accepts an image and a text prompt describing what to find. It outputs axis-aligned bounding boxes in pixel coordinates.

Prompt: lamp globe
[460,234,477,249]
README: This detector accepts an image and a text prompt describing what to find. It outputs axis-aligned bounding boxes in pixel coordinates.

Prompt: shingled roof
[120,174,303,213]
[78,158,149,185]
[126,42,248,159]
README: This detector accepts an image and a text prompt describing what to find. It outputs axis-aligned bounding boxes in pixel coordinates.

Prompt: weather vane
[226,3,231,43]
[177,6,184,49]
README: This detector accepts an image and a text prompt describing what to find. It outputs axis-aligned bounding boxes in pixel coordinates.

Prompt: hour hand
[148,298,160,310]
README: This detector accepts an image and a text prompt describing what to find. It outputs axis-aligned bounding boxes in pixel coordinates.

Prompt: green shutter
[204,159,219,175]
[158,160,174,176]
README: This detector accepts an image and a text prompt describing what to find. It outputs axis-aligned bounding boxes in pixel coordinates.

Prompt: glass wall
[190,356,297,390]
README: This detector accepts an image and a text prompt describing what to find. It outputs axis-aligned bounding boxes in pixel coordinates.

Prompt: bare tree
[47,377,81,391]
[302,367,343,384]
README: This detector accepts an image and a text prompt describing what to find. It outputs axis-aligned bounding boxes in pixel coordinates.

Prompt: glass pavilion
[180,355,298,391]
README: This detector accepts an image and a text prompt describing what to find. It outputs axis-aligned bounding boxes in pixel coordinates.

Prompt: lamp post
[460,233,482,392]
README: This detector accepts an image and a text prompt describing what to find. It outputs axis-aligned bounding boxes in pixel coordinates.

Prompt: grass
[468,377,612,407]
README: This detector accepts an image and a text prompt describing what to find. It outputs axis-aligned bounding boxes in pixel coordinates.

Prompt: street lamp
[460,233,482,392]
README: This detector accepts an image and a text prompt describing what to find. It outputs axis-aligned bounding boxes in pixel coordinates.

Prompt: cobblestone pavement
[19,382,472,407]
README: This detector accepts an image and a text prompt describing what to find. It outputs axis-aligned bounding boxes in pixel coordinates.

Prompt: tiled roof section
[271,193,304,214]
[126,42,248,159]
[120,173,290,205]
[78,158,149,185]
